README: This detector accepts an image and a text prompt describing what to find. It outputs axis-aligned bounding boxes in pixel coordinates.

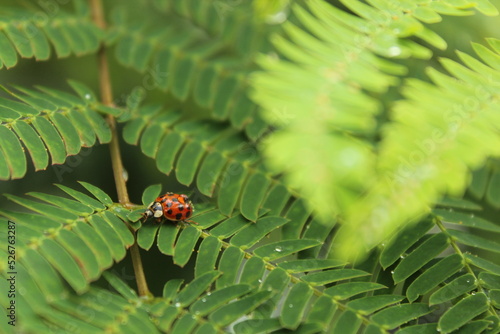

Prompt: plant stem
[89,0,150,297]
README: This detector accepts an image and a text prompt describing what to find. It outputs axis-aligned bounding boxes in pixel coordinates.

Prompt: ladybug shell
[155,193,194,222]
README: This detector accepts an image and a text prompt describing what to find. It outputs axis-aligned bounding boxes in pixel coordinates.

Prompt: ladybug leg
[141,209,153,223]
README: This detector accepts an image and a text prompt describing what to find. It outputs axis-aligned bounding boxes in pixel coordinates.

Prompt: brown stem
[89,0,150,297]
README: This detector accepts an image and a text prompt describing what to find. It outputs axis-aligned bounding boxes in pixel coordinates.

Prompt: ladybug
[143,193,194,223]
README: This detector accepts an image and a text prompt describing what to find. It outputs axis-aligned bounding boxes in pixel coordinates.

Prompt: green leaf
[392,233,449,283]
[217,246,245,289]
[438,293,489,333]
[479,272,500,289]
[171,313,197,334]
[464,253,500,275]
[210,214,249,239]
[0,126,26,179]
[231,216,288,249]
[380,219,434,269]
[253,239,321,261]
[176,271,220,307]
[27,192,94,216]
[190,284,252,316]
[162,279,184,301]
[429,274,477,305]
[55,229,100,280]
[55,184,106,209]
[370,303,432,329]
[406,254,463,302]
[175,143,206,186]
[218,161,249,216]
[302,269,370,286]
[396,323,438,334]
[173,226,201,267]
[209,291,272,327]
[195,236,222,277]
[78,182,114,206]
[138,224,161,250]
[278,259,345,273]
[103,271,138,300]
[331,310,362,334]
[21,248,65,298]
[49,112,82,155]
[281,282,313,329]
[39,239,88,294]
[347,295,405,315]
[448,229,500,253]
[0,31,17,68]
[234,319,282,334]
[11,121,48,171]
[196,151,228,196]
[433,209,500,232]
[101,211,134,246]
[142,184,162,206]
[32,116,68,164]
[282,199,311,240]
[239,257,265,288]
[87,215,126,260]
[157,224,180,255]
[325,282,386,299]
[73,220,113,269]
[306,295,337,329]
[240,172,271,221]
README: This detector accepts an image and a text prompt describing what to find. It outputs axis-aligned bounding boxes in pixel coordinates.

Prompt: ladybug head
[142,201,163,222]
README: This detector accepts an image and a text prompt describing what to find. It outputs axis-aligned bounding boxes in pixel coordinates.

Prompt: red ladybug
[143,193,194,223]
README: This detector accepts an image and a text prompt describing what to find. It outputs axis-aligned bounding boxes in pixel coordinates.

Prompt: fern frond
[132,186,419,333]
[0,183,134,295]
[342,37,500,258]
[0,83,120,180]
[375,207,500,333]
[0,2,102,68]
[251,0,500,258]
[107,1,277,138]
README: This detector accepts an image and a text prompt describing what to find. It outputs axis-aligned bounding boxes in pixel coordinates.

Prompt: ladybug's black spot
[166,209,173,215]
[161,198,168,203]
[171,198,179,202]
[166,202,173,208]
[177,204,184,211]
[185,210,192,218]
[175,213,183,220]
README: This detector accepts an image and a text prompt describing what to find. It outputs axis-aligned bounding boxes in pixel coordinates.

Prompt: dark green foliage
[1,0,499,333]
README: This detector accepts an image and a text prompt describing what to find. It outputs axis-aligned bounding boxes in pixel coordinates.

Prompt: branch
[89,0,150,297]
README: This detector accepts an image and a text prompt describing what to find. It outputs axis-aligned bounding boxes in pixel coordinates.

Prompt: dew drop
[201,298,207,303]
[288,304,293,308]
[275,246,283,253]
[122,169,129,182]
[206,292,211,296]
[84,93,92,100]
[470,214,475,218]
[258,279,262,283]
[174,302,181,307]
[400,255,405,259]
[390,271,395,275]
